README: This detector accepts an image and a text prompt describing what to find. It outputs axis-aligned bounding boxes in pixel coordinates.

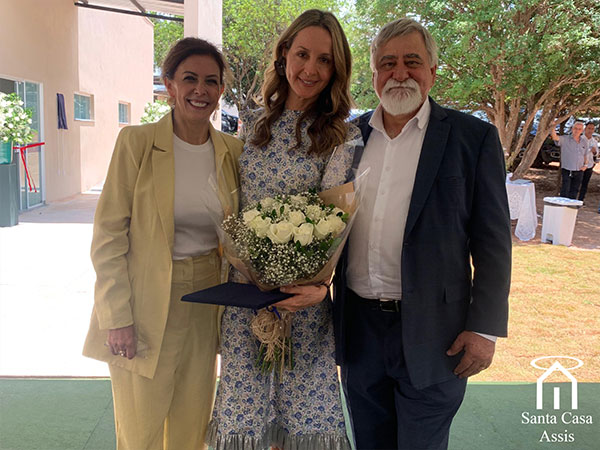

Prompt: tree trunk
[512,133,546,179]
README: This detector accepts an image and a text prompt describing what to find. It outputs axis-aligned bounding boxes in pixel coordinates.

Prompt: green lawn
[474,244,600,383]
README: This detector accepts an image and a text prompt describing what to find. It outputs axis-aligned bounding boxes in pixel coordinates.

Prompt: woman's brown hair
[252,9,353,155]
[161,37,229,85]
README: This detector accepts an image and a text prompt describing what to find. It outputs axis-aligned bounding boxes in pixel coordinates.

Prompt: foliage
[0,93,34,145]
[140,100,172,124]
[151,16,183,71]
[348,0,600,178]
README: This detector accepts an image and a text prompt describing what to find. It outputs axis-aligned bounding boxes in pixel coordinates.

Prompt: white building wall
[77,7,154,193]
[0,0,153,202]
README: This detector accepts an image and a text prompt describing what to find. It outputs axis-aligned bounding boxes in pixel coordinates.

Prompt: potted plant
[0,93,34,164]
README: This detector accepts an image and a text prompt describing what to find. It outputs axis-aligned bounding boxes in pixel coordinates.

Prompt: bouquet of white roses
[212,173,367,376]
[225,191,349,287]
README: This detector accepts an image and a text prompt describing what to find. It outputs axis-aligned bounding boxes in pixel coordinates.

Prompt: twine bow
[250,307,294,376]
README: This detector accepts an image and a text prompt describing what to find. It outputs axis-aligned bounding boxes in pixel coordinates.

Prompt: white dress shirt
[346,100,497,342]
[586,137,598,168]
[347,100,430,299]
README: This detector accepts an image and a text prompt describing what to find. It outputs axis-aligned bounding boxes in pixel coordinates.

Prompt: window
[74,93,93,121]
[118,102,130,124]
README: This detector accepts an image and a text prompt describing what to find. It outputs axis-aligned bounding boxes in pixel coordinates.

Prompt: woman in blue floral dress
[206,9,362,450]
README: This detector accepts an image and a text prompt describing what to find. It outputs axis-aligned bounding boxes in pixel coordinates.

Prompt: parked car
[512,135,560,170]
[221,111,238,135]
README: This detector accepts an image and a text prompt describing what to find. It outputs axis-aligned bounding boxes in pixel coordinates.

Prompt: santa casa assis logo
[520,356,594,443]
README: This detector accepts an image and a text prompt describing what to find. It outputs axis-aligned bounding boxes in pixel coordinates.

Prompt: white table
[506,175,538,241]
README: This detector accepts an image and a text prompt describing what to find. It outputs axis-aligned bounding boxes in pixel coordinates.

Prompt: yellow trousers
[109,253,221,450]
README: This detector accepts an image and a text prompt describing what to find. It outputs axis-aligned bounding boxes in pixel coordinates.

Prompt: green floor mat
[1,380,598,450]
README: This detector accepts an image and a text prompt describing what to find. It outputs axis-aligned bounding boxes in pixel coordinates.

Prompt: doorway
[0,77,44,210]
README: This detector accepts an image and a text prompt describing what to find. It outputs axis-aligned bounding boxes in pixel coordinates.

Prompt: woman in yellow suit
[83,38,242,450]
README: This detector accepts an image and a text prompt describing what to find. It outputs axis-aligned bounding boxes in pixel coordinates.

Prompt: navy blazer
[334,99,511,389]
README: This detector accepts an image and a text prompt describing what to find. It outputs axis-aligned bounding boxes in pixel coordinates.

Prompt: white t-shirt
[172,134,221,259]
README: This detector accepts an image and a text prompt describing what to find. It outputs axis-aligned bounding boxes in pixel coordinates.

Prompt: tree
[151,16,183,70]
[350,0,600,178]
[342,1,380,109]
[222,0,337,112]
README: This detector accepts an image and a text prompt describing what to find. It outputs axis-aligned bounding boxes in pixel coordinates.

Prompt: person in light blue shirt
[551,121,588,199]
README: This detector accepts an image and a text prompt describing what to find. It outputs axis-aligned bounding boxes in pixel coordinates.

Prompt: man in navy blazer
[334,17,511,449]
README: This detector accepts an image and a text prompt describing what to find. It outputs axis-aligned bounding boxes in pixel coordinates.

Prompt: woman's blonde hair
[251,9,353,155]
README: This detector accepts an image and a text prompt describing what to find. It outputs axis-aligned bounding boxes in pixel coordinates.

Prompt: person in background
[83,38,242,449]
[578,121,598,202]
[333,17,511,450]
[551,120,588,199]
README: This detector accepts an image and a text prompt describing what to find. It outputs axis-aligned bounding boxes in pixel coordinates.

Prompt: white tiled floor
[0,193,109,377]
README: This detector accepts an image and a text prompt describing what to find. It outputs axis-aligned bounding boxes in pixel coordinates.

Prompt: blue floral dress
[206,109,362,450]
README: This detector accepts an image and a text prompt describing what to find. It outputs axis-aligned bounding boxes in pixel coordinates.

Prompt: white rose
[305,204,325,221]
[327,215,346,236]
[249,216,271,238]
[288,210,306,226]
[293,223,314,246]
[267,221,295,244]
[243,208,261,225]
[313,219,333,239]
[331,207,345,217]
[260,197,276,210]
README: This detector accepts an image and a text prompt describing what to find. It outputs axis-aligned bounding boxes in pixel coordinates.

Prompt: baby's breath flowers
[224,190,348,286]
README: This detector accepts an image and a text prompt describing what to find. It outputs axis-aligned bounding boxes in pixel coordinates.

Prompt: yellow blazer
[83,113,242,378]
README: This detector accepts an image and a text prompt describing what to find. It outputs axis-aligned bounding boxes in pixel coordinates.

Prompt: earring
[274,57,286,76]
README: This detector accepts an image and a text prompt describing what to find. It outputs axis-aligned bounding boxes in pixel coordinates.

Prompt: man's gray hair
[370,18,439,71]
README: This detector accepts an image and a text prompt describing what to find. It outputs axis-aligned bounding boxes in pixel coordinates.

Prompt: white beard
[378,78,424,116]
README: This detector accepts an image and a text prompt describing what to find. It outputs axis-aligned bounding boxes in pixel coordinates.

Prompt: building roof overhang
[74,0,184,21]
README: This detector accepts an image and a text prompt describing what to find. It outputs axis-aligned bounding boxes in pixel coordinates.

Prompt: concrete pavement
[0,192,109,377]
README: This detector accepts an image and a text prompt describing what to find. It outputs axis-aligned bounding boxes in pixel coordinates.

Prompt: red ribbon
[12,142,45,193]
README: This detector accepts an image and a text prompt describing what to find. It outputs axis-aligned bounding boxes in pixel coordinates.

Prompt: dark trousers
[341,290,467,450]
[560,169,584,199]
[578,167,594,201]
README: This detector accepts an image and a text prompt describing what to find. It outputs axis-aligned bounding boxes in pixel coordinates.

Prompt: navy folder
[181,281,291,309]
